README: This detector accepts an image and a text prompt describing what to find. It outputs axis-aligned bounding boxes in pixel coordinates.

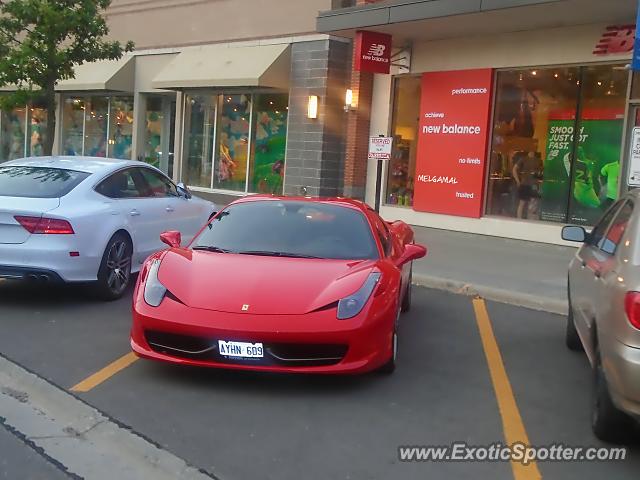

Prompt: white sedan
[0,156,216,299]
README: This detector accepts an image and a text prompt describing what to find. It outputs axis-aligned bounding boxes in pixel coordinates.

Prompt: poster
[251,106,287,194]
[541,109,624,225]
[413,69,494,218]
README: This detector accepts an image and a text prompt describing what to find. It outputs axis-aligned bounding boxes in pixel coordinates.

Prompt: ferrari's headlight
[143,259,167,307]
[337,272,381,320]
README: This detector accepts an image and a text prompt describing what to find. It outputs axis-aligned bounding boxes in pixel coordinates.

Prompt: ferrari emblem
[241,304,250,311]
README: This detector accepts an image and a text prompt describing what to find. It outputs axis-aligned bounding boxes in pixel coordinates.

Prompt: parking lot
[1,279,639,480]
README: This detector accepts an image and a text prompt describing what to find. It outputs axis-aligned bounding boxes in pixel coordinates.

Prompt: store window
[143,96,176,176]
[0,100,49,163]
[183,92,288,194]
[109,97,134,160]
[249,94,288,193]
[60,95,134,159]
[214,94,251,191]
[487,64,628,225]
[386,76,419,207]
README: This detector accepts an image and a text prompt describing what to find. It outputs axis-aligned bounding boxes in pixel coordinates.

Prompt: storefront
[317,0,638,244]
[0,99,49,162]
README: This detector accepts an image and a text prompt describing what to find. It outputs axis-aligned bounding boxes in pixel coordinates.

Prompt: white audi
[0,157,216,299]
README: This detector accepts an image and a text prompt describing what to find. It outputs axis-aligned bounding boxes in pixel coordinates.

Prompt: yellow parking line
[472,297,542,480]
[70,352,138,393]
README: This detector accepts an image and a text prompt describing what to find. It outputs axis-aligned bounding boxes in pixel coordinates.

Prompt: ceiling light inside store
[531,70,537,76]
[554,73,559,78]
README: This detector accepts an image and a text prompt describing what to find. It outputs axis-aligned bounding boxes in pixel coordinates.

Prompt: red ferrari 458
[131,196,426,374]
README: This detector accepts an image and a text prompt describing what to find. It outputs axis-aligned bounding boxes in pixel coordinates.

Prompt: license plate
[218,340,264,358]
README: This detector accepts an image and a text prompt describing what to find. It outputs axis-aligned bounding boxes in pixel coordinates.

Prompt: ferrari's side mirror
[395,243,427,268]
[177,182,192,199]
[160,230,181,248]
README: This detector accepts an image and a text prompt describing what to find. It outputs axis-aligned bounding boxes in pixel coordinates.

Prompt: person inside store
[512,151,542,219]
[600,160,620,209]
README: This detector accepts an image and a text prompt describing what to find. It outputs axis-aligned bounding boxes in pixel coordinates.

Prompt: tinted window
[370,213,392,257]
[96,169,147,199]
[601,201,633,255]
[0,166,90,198]
[193,201,379,260]
[589,201,623,248]
[138,168,178,198]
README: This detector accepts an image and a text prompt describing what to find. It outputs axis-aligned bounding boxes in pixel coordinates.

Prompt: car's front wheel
[95,233,132,301]
[592,350,633,443]
[379,307,400,374]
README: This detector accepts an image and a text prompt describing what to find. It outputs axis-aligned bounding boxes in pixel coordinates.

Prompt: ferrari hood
[157,249,378,315]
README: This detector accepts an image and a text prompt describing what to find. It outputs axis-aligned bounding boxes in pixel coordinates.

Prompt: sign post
[368,136,393,212]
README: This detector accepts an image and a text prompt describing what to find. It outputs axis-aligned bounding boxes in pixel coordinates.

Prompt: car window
[95,169,147,199]
[370,213,392,257]
[600,201,633,255]
[588,200,624,248]
[193,201,379,261]
[138,168,179,198]
[0,166,90,198]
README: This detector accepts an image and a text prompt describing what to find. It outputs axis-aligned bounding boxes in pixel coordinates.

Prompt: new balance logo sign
[367,44,386,57]
[593,25,635,55]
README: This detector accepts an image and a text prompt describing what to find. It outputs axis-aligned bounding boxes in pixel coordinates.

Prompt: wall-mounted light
[307,95,318,119]
[344,89,355,112]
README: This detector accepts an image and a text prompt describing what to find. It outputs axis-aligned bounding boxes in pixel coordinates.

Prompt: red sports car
[130,196,426,374]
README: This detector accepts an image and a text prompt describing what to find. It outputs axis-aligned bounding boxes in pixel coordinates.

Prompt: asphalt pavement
[0,280,638,480]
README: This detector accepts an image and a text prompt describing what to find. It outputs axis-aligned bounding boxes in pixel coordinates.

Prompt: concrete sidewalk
[411,227,576,315]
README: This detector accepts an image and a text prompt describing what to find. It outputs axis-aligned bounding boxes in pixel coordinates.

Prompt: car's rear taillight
[14,216,74,235]
[624,292,640,330]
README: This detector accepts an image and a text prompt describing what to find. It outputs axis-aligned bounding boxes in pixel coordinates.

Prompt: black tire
[401,267,412,313]
[565,302,583,352]
[95,233,133,301]
[592,351,633,443]
[379,308,400,374]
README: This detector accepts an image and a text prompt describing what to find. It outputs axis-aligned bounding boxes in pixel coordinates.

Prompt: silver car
[562,192,640,442]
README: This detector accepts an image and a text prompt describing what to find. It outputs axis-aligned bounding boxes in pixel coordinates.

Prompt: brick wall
[284,39,351,197]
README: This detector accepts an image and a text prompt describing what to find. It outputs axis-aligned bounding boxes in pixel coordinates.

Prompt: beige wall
[411,23,633,73]
[106,0,333,49]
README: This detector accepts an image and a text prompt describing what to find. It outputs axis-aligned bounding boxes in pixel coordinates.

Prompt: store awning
[56,56,135,92]
[152,43,291,90]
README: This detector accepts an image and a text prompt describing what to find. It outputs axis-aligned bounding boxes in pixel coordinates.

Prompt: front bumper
[131,293,396,375]
[605,339,640,421]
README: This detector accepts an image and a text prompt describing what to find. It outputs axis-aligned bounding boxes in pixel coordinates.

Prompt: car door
[590,200,634,349]
[137,168,204,244]
[570,200,624,350]
[96,168,166,265]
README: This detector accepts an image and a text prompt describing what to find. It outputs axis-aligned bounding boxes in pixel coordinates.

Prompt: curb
[413,273,568,316]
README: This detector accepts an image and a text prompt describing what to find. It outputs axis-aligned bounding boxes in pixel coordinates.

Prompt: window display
[213,94,251,192]
[386,76,419,207]
[183,92,289,193]
[109,97,134,160]
[0,106,26,162]
[249,94,288,194]
[184,94,216,188]
[27,99,48,157]
[488,65,628,225]
[60,95,134,159]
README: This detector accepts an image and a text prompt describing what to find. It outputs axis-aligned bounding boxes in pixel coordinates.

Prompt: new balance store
[317,0,638,244]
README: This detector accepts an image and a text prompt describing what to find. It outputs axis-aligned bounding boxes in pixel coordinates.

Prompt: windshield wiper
[236,250,321,259]
[192,246,233,253]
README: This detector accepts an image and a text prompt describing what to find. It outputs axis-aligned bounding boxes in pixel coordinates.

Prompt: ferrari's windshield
[192,200,379,260]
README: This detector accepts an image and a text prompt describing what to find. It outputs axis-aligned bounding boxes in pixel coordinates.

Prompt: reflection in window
[249,94,288,194]
[488,65,628,225]
[214,94,251,192]
[184,94,216,188]
[84,97,108,157]
[27,99,48,157]
[386,76,419,207]
[60,95,134,159]
[0,107,26,162]
[109,97,134,160]
[62,98,85,156]
[143,96,176,177]
[567,65,628,226]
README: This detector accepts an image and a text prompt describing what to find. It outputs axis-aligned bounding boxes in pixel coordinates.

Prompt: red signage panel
[354,30,392,74]
[413,69,494,218]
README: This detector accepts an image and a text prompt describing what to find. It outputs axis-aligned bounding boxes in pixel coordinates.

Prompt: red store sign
[413,69,494,218]
[354,30,392,74]
[593,25,636,56]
